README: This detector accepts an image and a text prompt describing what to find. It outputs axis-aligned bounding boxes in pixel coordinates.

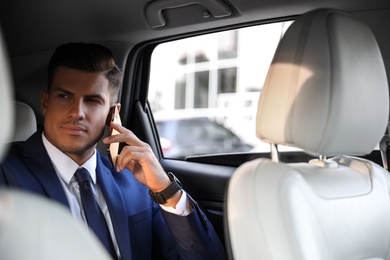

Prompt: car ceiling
[1,0,390,57]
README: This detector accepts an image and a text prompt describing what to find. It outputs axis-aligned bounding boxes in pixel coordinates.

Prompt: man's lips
[61,124,87,135]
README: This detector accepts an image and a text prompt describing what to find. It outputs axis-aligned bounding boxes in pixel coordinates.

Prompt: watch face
[149,172,182,204]
[167,172,183,188]
[167,172,175,181]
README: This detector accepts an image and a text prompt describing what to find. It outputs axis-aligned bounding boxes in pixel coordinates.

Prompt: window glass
[149,21,295,159]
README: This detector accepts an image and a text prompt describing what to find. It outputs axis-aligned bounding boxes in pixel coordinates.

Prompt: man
[0,43,226,259]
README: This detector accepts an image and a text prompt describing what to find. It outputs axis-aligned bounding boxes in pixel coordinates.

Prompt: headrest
[0,28,14,159]
[13,101,37,142]
[256,9,389,156]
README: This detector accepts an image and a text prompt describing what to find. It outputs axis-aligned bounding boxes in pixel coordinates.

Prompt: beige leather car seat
[225,9,390,260]
[12,101,37,142]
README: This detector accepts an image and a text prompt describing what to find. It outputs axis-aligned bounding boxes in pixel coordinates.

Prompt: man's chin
[60,143,97,156]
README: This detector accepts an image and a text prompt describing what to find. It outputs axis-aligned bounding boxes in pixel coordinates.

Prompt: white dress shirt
[41,133,191,258]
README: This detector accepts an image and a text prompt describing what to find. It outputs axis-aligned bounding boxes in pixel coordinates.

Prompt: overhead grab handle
[146,0,232,28]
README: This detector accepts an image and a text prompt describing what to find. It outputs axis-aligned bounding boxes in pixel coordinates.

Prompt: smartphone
[106,105,121,168]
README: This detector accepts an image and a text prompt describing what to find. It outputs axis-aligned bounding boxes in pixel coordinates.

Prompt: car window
[149,21,295,159]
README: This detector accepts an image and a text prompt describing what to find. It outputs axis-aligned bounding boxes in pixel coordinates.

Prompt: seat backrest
[225,9,390,260]
[12,101,37,142]
[0,29,13,158]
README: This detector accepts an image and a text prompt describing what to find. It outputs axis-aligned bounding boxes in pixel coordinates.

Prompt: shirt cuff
[159,190,192,216]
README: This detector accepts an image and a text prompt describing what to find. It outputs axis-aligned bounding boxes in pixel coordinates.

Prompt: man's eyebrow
[53,87,105,103]
[53,87,74,96]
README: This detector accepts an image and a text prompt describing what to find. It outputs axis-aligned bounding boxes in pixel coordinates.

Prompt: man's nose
[69,100,85,120]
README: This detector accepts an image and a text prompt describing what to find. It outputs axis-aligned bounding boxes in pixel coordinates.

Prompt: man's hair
[47,42,122,104]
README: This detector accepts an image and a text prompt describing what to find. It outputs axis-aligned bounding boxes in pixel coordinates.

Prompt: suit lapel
[23,132,132,258]
[96,155,132,260]
[23,131,70,208]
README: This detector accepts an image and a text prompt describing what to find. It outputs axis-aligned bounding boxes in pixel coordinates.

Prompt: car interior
[1,0,390,259]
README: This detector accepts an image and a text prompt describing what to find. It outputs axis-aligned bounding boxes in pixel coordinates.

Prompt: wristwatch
[149,172,183,204]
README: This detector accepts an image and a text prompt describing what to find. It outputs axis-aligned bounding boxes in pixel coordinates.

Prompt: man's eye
[85,97,101,104]
[58,93,70,99]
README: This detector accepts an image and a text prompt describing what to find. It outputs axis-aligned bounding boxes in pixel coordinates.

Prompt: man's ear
[40,89,48,116]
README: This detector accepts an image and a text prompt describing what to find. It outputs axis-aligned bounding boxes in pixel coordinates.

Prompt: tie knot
[74,167,92,184]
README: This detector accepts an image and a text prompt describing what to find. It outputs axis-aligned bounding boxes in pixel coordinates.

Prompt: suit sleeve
[160,195,227,260]
[0,166,7,185]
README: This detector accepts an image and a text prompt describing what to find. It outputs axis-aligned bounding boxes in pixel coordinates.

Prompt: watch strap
[149,172,182,204]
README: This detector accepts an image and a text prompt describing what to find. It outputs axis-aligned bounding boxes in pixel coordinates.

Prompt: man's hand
[102,122,181,207]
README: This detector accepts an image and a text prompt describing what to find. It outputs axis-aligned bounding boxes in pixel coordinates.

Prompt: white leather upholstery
[256,9,388,157]
[0,190,111,260]
[226,9,390,260]
[0,27,110,259]
[13,101,37,142]
[0,29,13,159]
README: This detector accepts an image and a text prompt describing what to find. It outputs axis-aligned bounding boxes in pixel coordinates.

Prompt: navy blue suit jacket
[0,130,226,260]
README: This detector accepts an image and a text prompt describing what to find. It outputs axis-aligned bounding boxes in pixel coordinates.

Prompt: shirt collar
[42,132,97,185]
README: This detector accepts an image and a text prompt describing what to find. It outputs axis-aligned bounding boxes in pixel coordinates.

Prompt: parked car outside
[156,117,252,159]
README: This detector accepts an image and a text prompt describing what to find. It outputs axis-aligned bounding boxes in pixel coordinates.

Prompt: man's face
[41,66,112,164]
